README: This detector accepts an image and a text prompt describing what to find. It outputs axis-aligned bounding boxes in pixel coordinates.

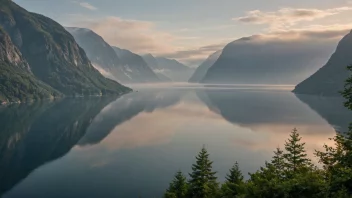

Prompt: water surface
[1,85,351,198]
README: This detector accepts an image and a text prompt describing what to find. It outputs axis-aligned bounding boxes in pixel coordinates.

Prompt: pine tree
[221,162,245,197]
[188,147,219,198]
[283,128,312,173]
[271,148,286,180]
[164,171,189,198]
[226,162,244,184]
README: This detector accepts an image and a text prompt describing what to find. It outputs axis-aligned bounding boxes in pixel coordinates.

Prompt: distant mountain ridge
[142,54,194,82]
[67,27,161,83]
[112,46,162,83]
[201,35,337,85]
[189,50,222,83]
[294,30,352,96]
[0,0,129,101]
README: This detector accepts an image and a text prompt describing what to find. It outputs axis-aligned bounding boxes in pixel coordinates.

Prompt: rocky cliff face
[0,0,129,96]
[294,31,352,96]
[0,26,60,103]
[201,35,336,85]
[0,26,29,70]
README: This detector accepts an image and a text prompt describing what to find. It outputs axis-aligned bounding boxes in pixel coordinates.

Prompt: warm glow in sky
[14,0,352,65]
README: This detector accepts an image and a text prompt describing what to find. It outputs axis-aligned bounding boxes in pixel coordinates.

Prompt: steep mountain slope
[189,50,222,83]
[201,36,336,85]
[112,46,161,83]
[65,27,121,80]
[142,54,194,82]
[0,0,129,96]
[294,31,352,96]
[67,27,160,83]
[0,26,60,103]
[142,53,160,70]
[142,54,171,81]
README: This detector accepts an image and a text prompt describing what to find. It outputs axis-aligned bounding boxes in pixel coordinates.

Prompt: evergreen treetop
[188,147,219,198]
[283,128,312,172]
[226,162,244,184]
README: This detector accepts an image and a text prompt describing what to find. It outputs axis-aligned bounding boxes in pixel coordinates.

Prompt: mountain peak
[65,27,92,33]
[144,53,155,58]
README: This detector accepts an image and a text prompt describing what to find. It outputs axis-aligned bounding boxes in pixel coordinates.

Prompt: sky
[14,0,352,66]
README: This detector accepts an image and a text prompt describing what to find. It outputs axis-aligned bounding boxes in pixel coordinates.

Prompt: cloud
[258,24,352,41]
[72,1,97,10]
[70,16,218,66]
[234,7,352,30]
[159,43,226,66]
[161,23,351,66]
[66,7,352,67]
[74,16,189,55]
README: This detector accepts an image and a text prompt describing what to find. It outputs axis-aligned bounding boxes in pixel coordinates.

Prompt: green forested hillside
[0,0,130,98]
[0,26,60,103]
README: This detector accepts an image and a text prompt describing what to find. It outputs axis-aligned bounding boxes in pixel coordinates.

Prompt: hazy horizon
[13,0,352,66]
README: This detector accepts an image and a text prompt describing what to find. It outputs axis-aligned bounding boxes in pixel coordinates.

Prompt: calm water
[1,85,351,198]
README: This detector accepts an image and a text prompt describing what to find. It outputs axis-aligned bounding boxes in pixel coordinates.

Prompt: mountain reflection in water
[0,87,349,198]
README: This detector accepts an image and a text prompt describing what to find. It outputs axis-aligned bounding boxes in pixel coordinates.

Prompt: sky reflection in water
[2,85,350,198]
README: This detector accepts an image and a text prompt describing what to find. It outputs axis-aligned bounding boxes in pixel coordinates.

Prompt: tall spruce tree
[271,148,286,180]
[283,128,312,173]
[188,147,219,198]
[164,171,189,198]
[226,162,244,184]
[221,162,245,197]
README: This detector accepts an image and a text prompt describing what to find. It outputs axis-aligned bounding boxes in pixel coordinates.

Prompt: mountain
[293,31,352,96]
[0,26,60,103]
[142,54,194,82]
[142,54,171,81]
[189,50,222,83]
[112,46,161,83]
[66,27,160,83]
[0,0,129,97]
[201,35,337,85]
[155,57,194,82]
[65,27,122,80]
[141,53,160,70]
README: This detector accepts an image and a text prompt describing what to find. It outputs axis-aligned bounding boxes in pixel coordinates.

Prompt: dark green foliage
[0,62,61,103]
[315,126,352,196]
[221,162,246,198]
[188,147,219,198]
[283,128,312,173]
[164,171,189,198]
